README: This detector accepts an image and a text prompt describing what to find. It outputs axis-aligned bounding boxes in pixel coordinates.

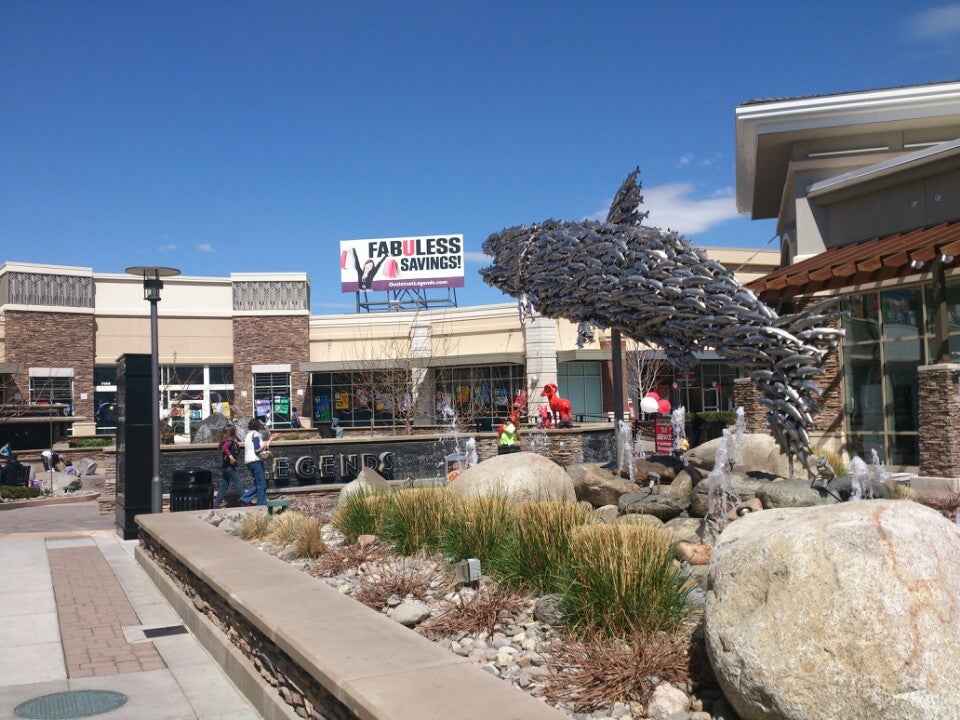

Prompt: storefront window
[558,362,603,421]
[310,370,404,428]
[253,372,291,428]
[434,364,525,430]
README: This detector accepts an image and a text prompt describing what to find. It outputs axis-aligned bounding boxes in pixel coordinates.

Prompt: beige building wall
[95,315,234,366]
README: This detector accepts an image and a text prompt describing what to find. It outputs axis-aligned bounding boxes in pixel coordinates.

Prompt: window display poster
[255,397,271,419]
[314,394,332,422]
[273,395,290,415]
[335,392,350,410]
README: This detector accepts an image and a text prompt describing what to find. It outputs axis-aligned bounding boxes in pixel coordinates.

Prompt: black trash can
[170,467,214,512]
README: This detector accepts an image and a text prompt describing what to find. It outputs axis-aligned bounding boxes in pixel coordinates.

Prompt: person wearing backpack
[214,425,246,508]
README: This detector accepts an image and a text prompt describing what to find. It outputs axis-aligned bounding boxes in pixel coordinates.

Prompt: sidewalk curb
[0,491,101,511]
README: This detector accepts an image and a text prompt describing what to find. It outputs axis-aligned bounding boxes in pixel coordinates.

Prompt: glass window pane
[208,366,233,385]
[883,339,921,433]
[889,433,919,466]
[94,366,117,387]
[842,293,880,343]
[880,288,922,340]
[847,433,886,464]
[843,343,883,432]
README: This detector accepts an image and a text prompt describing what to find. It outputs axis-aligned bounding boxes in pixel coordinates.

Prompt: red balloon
[658,398,672,414]
[645,391,660,401]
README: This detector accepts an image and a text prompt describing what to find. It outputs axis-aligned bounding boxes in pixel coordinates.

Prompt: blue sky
[3,1,960,312]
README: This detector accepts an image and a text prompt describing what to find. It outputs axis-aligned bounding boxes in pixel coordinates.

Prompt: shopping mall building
[0,249,774,445]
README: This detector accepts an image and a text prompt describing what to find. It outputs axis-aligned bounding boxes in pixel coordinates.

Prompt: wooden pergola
[748,220,960,363]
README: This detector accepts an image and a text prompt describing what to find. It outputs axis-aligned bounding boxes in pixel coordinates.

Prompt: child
[64,460,77,475]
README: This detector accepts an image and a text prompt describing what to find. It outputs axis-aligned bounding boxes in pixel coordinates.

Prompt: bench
[265,498,292,516]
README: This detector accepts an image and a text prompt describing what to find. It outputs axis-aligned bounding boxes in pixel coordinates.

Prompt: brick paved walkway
[48,545,166,678]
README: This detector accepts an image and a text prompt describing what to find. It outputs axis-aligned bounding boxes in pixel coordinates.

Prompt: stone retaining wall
[135,512,565,720]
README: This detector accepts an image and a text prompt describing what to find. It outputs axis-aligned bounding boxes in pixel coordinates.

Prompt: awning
[747,220,960,302]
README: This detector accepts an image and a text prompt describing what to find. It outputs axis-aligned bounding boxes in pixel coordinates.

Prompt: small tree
[624,339,670,412]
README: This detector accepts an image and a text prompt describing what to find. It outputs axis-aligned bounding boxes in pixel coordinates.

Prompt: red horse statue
[540,383,573,427]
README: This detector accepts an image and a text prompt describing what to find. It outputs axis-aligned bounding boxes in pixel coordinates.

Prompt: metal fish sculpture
[481,169,843,473]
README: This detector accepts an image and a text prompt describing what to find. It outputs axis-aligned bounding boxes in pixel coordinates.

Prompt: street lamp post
[125,266,180,513]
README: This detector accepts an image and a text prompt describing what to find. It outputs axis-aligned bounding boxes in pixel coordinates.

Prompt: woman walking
[240,419,272,506]
[214,425,245,508]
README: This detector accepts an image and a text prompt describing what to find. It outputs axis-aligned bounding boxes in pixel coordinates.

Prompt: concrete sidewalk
[0,505,261,720]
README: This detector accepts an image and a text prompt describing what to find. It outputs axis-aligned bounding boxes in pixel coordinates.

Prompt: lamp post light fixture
[125,266,180,513]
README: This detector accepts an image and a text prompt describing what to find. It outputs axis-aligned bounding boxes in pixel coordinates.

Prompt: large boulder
[617,491,689,520]
[705,500,960,720]
[447,452,575,503]
[756,478,840,509]
[338,467,391,504]
[685,433,794,477]
[192,412,233,444]
[76,457,98,476]
[568,463,639,507]
[689,472,770,518]
[625,454,684,483]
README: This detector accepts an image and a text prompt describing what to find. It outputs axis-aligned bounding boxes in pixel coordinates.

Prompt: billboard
[340,235,464,293]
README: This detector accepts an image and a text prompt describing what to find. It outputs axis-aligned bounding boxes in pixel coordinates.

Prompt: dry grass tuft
[538,630,689,713]
[308,541,389,578]
[237,511,272,540]
[419,582,527,640]
[353,555,441,610]
[267,511,326,558]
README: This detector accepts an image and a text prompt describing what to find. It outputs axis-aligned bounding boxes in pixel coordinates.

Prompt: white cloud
[586,183,739,235]
[906,4,960,41]
[196,243,213,252]
[643,184,739,234]
[157,243,177,252]
[464,251,492,264]
[678,153,693,166]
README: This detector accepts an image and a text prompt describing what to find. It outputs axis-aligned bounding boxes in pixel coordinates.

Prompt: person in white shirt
[239,419,272,506]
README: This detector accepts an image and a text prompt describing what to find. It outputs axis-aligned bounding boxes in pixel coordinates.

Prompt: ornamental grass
[331,489,390,542]
[500,500,592,593]
[562,524,692,638]
[380,487,453,555]
[237,510,272,541]
[440,495,515,569]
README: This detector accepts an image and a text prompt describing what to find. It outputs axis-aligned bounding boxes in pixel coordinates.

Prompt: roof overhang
[736,81,960,219]
[747,220,960,301]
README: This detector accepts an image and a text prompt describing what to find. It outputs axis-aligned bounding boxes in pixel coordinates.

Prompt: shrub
[268,511,326,559]
[0,486,50,500]
[331,489,390,542]
[562,524,692,637]
[70,437,112,448]
[353,555,440,610]
[539,631,689,713]
[237,511,272,541]
[381,487,453,555]
[441,495,515,568]
[500,501,592,593]
[696,411,736,425]
[420,582,527,640]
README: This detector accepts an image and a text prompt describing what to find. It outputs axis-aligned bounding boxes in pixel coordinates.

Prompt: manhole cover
[15,690,127,719]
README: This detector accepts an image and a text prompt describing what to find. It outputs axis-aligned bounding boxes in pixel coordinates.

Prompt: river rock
[447,452,575,503]
[664,516,705,545]
[685,432,794,477]
[338,467,391,503]
[662,469,695,499]
[191,412,232,444]
[756,478,840,508]
[391,600,432,626]
[614,513,664,527]
[76,457,98,476]
[676,541,711,565]
[689,472,767,518]
[626,454,683,483]
[705,500,960,720]
[594,504,619,523]
[646,682,690,719]
[567,463,639,507]
[617,490,688,520]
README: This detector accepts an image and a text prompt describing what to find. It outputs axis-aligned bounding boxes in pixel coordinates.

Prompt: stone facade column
[409,322,433,426]
[522,316,557,422]
[918,364,960,477]
[231,275,311,419]
[733,378,767,433]
[4,309,96,421]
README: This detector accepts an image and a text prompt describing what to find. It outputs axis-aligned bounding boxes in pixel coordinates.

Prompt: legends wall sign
[291,450,396,482]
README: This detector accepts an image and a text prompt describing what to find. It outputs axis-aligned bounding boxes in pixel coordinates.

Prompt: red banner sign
[655,419,673,455]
